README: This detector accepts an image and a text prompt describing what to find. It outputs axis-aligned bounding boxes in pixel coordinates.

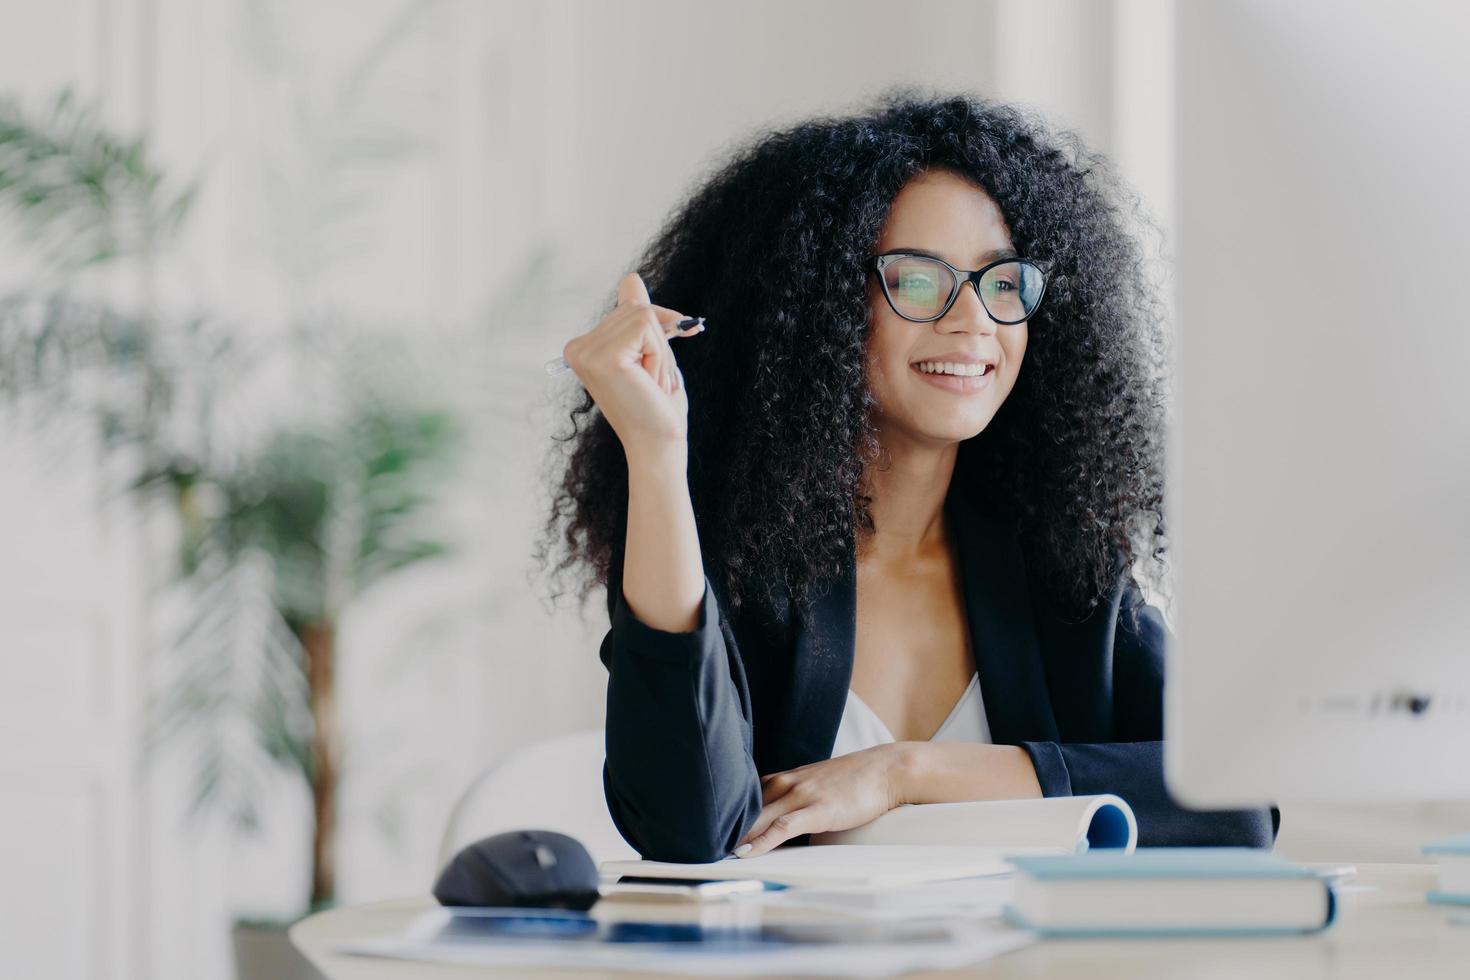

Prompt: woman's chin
[909,416,994,447]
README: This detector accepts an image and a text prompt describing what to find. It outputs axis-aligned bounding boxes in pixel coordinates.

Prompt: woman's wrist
[887,741,1042,804]
[887,741,926,806]
[625,439,688,478]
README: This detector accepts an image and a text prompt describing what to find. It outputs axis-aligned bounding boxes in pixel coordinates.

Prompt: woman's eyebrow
[889,246,1020,265]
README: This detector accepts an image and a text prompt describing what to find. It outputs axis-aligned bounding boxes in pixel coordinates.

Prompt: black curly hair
[534,85,1172,630]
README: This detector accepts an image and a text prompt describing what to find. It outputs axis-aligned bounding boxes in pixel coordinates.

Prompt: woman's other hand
[560,272,704,461]
[733,744,908,858]
[734,741,1043,857]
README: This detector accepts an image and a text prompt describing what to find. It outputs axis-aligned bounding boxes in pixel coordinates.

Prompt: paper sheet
[743,875,1016,922]
[335,905,1036,978]
[601,844,1063,889]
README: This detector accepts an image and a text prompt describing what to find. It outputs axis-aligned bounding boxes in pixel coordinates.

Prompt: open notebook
[600,794,1136,889]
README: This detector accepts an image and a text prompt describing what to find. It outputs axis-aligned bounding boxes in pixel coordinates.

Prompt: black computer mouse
[433,830,601,910]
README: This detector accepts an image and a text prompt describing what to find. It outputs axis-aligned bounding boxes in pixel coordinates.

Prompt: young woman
[540,89,1278,863]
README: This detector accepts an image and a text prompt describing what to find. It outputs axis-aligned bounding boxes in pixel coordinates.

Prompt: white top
[830,671,992,757]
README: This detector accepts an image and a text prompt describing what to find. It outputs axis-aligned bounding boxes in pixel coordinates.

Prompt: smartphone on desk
[600,876,777,902]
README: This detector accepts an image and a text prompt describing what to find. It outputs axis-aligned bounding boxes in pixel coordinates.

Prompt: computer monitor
[1164,0,1470,807]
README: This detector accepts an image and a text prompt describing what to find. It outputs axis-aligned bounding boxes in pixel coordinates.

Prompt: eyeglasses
[866,251,1050,324]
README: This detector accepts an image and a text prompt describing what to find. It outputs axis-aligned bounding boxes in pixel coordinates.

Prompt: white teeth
[915,361,990,377]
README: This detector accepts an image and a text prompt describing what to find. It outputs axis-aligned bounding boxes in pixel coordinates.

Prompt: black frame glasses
[866,251,1051,325]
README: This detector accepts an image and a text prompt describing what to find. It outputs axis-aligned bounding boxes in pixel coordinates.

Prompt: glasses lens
[882,256,955,319]
[978,261,1045,322]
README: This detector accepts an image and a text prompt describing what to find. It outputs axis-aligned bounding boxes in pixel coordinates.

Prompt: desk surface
[291,863,1470,979]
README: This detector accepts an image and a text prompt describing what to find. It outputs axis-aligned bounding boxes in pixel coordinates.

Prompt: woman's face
[864,168,1027,449]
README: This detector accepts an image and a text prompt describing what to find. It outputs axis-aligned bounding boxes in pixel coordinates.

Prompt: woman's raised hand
[560,272,704,460]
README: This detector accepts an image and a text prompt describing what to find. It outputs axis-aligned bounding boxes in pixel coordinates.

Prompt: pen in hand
[545,316,707,376]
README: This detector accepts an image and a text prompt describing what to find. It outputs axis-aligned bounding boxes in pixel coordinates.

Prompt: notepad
[599,794,1135,889]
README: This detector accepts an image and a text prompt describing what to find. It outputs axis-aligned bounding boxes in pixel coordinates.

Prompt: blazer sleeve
[598,564,764,863]
[1018,583,1282,848]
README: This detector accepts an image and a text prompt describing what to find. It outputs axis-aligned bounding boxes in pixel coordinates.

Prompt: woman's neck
[858,437,958,564]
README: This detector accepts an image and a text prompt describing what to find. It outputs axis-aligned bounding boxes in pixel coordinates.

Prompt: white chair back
[437,728,638,871]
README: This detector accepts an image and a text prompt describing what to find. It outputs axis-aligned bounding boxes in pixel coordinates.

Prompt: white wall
[0,3,1182,978]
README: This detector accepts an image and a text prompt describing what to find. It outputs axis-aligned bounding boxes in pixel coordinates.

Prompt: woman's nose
[942,280,997,334]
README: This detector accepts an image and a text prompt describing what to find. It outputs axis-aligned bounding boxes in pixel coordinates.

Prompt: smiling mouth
[911,362,995,378]
[910,361,996,392]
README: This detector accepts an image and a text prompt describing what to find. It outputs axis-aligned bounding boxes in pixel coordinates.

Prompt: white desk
[291,863,1469,979]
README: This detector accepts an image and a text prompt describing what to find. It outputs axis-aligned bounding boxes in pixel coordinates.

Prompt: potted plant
[152,380,460,980]
[0,89,462,979]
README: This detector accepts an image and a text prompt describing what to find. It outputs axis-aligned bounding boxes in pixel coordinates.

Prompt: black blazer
[599,477,1279,863]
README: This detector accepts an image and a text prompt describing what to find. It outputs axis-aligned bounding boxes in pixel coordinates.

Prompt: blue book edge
[1426,891,1470,906]
[1002,887,1337,938]
[1422,833,1470,855]
[1006,847,1319,880]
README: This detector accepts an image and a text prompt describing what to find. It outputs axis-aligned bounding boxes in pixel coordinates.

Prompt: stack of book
[1424,832,1470,905]
[1002,848,1337,936]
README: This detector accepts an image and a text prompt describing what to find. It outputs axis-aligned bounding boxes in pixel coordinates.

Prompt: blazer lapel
[777,541,858,772]
[944,481,1060,744]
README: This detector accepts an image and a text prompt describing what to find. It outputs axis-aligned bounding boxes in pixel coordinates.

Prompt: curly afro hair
[534,85,1172,630]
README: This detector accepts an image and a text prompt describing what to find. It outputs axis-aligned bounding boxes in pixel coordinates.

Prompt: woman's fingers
[614,270,694,327]
[562,272,703,456]
[739,806,814,858]
[651,320,673,394]
[632,311,670,392]
[655,318,701,387]
[621,303,702,378]
[738,788,805,851]
[653,316,685,395]
[762,766,803,783]
[759,771,797,804]
[615,272,649,309]
[635,324,658,385]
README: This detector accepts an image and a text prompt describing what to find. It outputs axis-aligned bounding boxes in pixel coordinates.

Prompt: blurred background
[1,2,1464,979]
